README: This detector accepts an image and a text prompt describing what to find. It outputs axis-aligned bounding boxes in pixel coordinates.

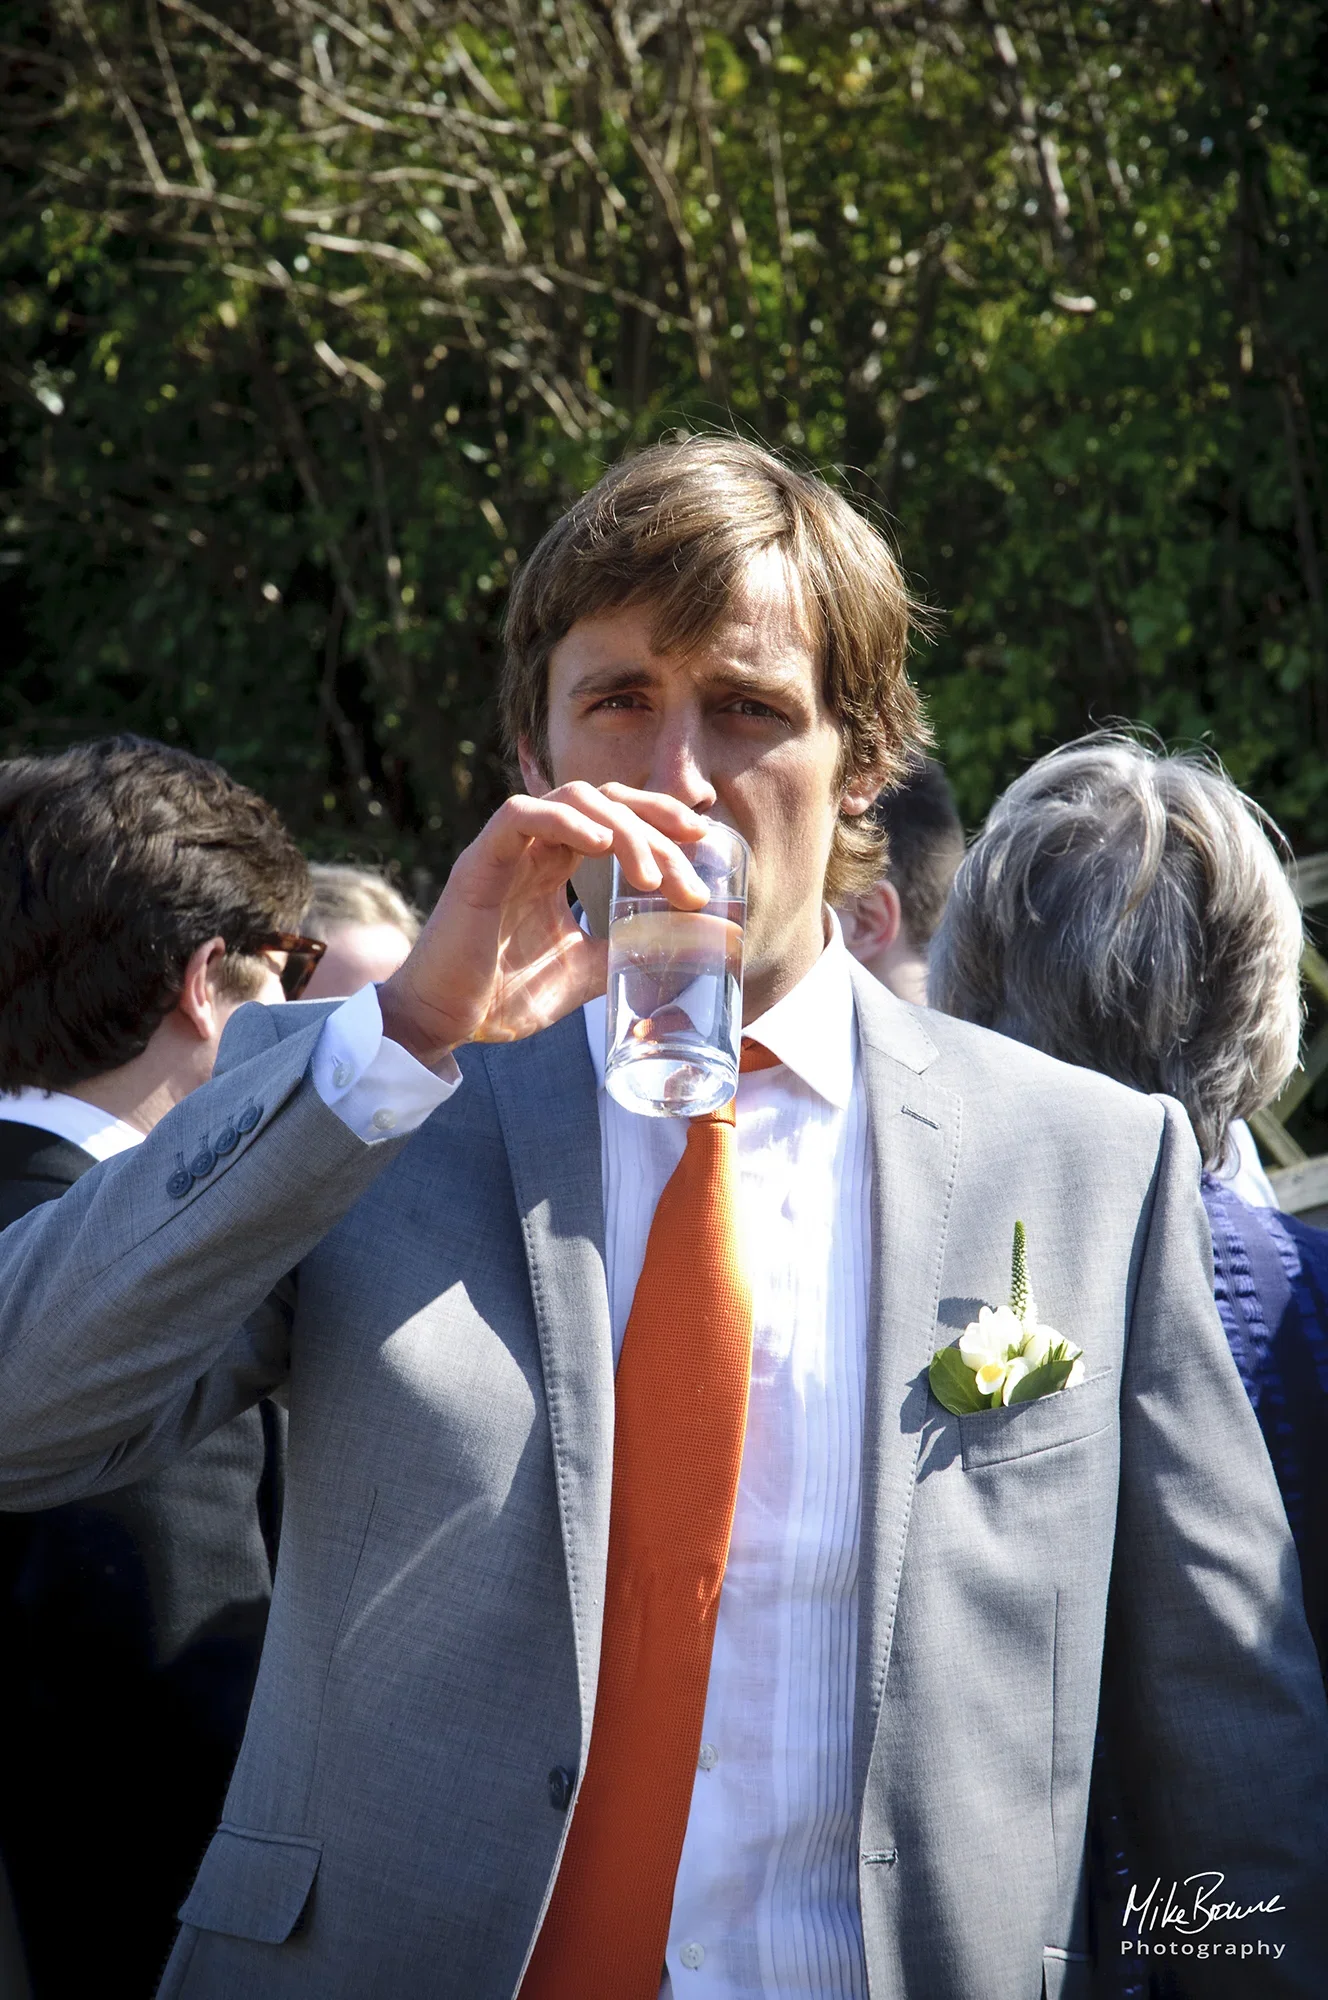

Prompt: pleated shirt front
[583,917,872,2000]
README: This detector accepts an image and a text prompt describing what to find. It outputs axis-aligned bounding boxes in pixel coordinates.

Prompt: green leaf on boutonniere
[1006,1354,1075,1404]
[929,1344,988,1415]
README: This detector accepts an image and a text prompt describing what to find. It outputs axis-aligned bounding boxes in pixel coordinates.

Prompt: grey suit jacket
[0,970,1323,2000]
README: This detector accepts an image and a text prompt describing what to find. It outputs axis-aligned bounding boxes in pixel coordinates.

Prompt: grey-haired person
[930,730,1327,1679]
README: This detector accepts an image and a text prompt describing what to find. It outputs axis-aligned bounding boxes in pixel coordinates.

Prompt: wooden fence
[1254,854,1328,1226]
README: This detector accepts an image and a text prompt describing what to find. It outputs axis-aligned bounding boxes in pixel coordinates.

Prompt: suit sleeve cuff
[311,982,461,1145]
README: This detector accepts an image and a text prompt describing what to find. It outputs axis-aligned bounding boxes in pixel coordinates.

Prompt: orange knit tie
[521,1039,781,2000]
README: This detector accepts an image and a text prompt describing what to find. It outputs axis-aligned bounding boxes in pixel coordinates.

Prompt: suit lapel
[480,1015,616,1739]
[848,969,962,1806]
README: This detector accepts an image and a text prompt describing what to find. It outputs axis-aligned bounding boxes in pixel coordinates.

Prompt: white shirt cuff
[311,981,461,1144]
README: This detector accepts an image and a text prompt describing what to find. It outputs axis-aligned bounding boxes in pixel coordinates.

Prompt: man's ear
[839,760,893,820]
[516,735,552,797]
[840,881,904,960]
[174,937,229,1043]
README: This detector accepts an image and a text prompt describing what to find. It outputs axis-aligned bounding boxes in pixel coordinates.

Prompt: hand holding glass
[605,820,750,1118]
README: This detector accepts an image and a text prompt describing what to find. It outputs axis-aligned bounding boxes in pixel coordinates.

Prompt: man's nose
[647,722,716,815]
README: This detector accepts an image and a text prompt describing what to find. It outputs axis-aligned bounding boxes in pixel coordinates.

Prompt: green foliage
[1006,1352,1075,1405]
[2,0,1326,882]
[928,1343,988,1417]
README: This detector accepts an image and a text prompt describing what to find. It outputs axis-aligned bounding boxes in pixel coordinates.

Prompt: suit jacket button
[189,1147,217,1178]
[213,1124,239,1155]
[166,1164,192,1199]
[236,1103,262,1134]
[547,1766,574,1811]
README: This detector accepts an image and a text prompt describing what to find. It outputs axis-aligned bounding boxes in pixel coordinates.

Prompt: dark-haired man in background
[0,736,316,1996]
[837,755,964,1005]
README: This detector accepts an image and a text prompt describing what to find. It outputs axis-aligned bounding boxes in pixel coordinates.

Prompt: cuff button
[189,1148,217,1178]
[235,1102,262,1134]
[213,1125,239,1155]
[166,1158,193,1200]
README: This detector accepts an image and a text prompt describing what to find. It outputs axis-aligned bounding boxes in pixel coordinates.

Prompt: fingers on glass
[506,789,706,904]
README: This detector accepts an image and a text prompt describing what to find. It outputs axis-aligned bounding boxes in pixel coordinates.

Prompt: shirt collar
[582,908,856,1110]
[742,909,855,1108]
[0,1087,145,1161]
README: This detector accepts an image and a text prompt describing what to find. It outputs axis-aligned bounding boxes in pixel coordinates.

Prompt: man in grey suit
[0,438,1324,2000]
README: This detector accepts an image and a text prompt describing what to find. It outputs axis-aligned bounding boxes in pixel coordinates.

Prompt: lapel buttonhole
[900,1105,939,1131]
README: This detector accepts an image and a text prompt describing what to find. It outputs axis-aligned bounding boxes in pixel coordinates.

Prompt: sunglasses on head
[242,930,328,1001]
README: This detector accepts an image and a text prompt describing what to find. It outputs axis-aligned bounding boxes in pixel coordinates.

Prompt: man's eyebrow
[565,659,811,703]
[566,664,660,701]
[705,663,808,698]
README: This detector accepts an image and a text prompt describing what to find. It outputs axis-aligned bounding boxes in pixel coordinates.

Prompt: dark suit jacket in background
[0,1121,285,1998]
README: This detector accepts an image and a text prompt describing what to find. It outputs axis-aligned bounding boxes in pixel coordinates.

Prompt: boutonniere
[929,1220,1085,1415]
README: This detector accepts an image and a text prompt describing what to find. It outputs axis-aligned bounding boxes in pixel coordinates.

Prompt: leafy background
[3,0,1326,892]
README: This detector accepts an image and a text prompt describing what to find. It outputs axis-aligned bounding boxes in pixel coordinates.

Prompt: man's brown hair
[501,435,929,902]
[0,735,310,1092]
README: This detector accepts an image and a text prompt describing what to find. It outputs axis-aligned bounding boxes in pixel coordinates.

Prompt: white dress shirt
[311,978,462,1140]
[0,1086,144,1160]
[312,927,872,1997]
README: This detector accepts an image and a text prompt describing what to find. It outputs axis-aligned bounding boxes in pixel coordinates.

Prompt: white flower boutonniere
[929,1220,1085,1416]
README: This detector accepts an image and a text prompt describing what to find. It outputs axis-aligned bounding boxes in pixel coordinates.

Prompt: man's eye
[729,698,781,720]
[590,693,645,712]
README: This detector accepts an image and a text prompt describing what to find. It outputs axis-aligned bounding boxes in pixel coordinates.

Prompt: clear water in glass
[605,895,745,1118]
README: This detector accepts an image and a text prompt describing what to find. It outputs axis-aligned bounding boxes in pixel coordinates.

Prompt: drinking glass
[604,820,750,1118]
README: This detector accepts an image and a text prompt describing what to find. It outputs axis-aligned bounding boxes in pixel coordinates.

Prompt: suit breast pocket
[958,1369,1117,1472]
